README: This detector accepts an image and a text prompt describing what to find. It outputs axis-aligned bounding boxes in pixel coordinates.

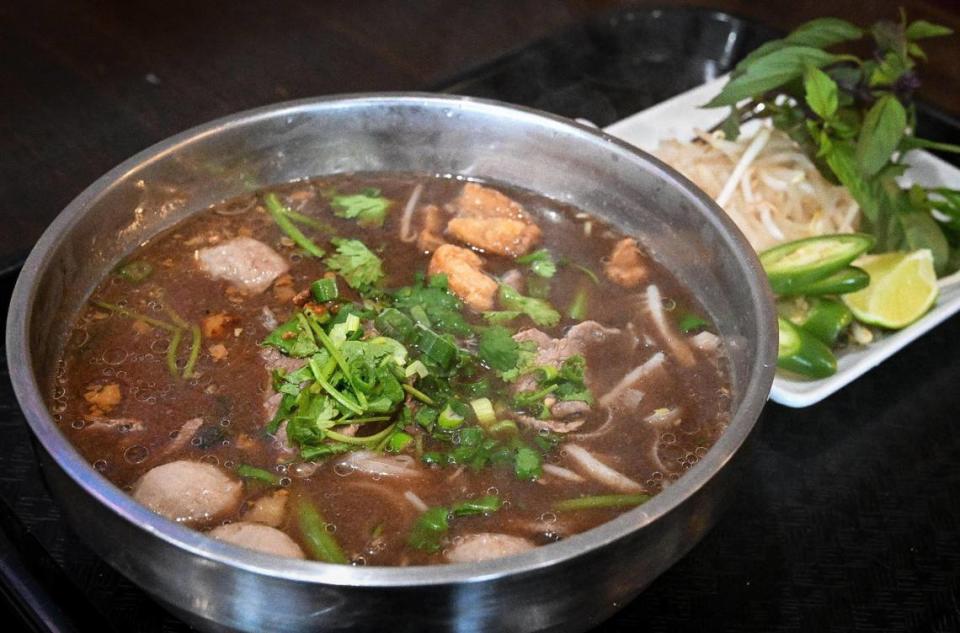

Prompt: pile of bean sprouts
[655,125,860,251]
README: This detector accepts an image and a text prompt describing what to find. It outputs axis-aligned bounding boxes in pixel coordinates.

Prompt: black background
[1,5,959,632]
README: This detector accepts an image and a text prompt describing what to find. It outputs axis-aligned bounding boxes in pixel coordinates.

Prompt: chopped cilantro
[498,285,561,327]
[392,275,470,336]
[477,326,520,372]
[331,188,392,228]
[516,249,557,278]
[514,446,542,480]
[325,238,384,293]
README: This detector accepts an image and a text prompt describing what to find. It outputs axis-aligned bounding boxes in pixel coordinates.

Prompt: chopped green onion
[414,325,458,370]
[407,506,449,553]
[487,420,518,436]
[385,431,413,453]
[91,301,178,332]
[553,494,651,512]
[310,278,339,302]
[570,262,600,285]
[264,192,326,257]
[182,324,202,379]
[567,286,589,321]
[404,360,429,379]
[297,500,347,564]
[375,308,414,342]
[166,328,183,379]
[678,313,709,334]
[470,397,496,426]
[403,383,436,406]
[450,495,501,516]
[438,404,464,430]
[236,464,281,485]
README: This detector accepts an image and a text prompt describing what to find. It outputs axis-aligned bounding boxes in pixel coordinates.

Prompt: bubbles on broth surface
[103,348,128,366]
[93,459,108,472]
[124,445,149,464]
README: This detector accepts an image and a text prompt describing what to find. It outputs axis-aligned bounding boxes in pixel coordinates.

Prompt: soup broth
[51,174,730,565]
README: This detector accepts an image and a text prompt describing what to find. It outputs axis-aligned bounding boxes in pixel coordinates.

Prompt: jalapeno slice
[778,266,870,297]
[779,298,853,346]
[776,317,838,379]
[761,234,874,295]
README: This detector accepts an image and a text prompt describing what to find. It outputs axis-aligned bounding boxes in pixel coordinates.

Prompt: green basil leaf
[905,19,953,40]
[706,47,839,107]
[731,18,861,79]
[856,95,907,177]
[900,210,950,274]
[803,66,839,120]
[786,17,864,48]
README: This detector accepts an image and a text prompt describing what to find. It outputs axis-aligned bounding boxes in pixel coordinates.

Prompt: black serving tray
[2,6,960,633]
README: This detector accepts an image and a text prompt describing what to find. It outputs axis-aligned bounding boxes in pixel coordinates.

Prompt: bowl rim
[5,92,777,587]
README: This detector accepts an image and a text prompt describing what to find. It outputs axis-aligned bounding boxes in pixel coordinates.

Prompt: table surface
[2,1,960,632]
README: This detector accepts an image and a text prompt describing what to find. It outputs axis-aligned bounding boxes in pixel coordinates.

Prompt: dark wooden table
[2,2,960,632]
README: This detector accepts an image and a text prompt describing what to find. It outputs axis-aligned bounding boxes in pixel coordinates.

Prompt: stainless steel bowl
[6,94,776,633]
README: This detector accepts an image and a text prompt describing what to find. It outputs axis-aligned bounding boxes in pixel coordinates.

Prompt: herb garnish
[331,188,393,228]
[325,238,385,293]
[707,13,960,274]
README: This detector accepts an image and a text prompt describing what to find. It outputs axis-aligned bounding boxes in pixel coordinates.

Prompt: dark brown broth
[51,173,730,565]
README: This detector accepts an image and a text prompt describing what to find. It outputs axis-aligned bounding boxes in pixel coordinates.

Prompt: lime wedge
[842,250,939,329]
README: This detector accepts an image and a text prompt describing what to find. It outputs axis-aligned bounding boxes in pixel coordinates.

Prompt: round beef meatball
[132,460,242,525]
[208,522,305,559]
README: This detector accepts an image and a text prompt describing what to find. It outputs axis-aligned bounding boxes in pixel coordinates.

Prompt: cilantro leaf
[331,188,392,228]
[392,275,470,336]
[325,239,384,293]
[498,285,561,327]
[514,447,542,481]
[477,326,520,372]
[516,249,557,278]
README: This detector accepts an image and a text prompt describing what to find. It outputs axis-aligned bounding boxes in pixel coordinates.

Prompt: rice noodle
[338,451,422,478]
[655,125,860,251]
[404,490,428,512]
[542,463,586,482]
[564,445,644,493]
[644,285,695,367]
[399,183,424,243]
[598,351,663,408]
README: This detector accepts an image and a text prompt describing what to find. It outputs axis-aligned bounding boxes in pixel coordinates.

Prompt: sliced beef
[427,244,498,311]
[132,460,242,525]
[208,522,305,559]
[197,237,289,294]
[445,533,535,563]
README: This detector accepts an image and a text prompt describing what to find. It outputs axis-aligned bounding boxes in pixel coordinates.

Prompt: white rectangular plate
[603,76,960,407]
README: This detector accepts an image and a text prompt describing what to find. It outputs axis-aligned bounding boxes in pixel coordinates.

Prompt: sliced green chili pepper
[779,298,853,346]
[780,266,870,296]
[777,316,837,379]
[760,234,874,295]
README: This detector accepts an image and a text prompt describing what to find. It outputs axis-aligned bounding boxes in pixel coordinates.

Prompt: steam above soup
[51,175,730,565]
